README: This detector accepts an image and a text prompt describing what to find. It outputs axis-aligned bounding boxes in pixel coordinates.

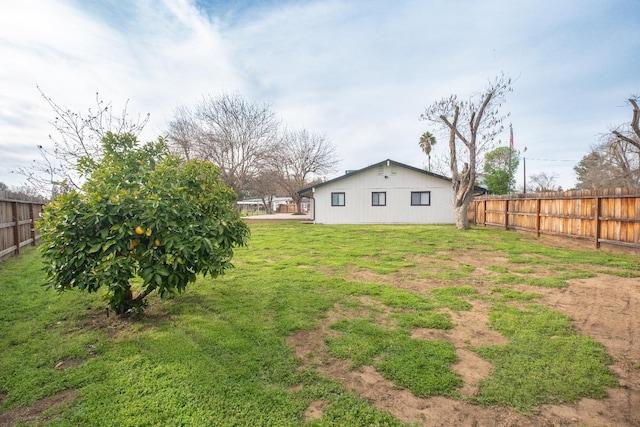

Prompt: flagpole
[508,123,513,193]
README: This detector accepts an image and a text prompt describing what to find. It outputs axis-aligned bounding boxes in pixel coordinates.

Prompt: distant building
[298,159,485,224]
[236,197,295,213]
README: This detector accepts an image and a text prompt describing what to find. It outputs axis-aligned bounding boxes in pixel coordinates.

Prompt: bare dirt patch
[530,276,640,427]
[0,390,76,427]
[412,302,508,397]
[304,400,326,422]
[288,300,573,427]
[287,246,640,426]
[51,297,173,341]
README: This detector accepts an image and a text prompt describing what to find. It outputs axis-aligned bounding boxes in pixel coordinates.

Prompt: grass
[1,223,639,425]
[327,319,461,397]
[474,304,618,412]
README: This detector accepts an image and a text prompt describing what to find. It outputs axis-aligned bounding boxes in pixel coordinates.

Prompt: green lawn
[1,223,637,426]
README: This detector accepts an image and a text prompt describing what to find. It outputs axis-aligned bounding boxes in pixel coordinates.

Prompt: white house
[298,159,482,224]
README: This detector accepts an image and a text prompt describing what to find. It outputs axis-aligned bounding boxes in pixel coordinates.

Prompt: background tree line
[18,91,340,211]
[449,95,640,197]
[419,77,638,229]
[574,97,640,190]
[15,88,640,218]
[166,93,339,213]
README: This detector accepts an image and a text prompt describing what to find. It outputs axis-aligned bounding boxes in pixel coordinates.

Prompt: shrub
[39,133,249,315]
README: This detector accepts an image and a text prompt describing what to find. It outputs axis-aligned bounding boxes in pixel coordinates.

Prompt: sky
[1,0,639,192]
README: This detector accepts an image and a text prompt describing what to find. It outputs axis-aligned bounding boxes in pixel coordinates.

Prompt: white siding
[311,163,455,224]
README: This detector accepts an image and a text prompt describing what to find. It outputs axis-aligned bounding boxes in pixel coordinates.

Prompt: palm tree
[419,131,437,171]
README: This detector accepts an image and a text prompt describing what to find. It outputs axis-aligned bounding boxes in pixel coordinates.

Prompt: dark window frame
[371,191,386,206]
[411,191,431,206]
[331,192,345,207]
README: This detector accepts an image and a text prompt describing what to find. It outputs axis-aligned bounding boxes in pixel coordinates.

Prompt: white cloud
[0,0,638,192]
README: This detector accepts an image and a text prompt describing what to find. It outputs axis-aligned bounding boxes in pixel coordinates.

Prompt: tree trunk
[454,203,470,230]
[452,161,474,230]
[111,281,152,316]
[293,193,302,214]
[111,282,134,315]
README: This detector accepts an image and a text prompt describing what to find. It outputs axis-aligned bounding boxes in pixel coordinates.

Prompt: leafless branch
[14,88,149,197]
[612,97,640,150]
[420,74,512,228]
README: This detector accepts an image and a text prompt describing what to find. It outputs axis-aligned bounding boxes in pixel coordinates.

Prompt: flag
[509,124,514,150]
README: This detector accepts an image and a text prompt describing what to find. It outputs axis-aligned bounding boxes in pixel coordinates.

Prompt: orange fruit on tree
[145,228,152,236]
[135,226,144,235]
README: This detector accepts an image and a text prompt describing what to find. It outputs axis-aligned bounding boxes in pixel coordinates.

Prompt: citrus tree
[39,132,249,315]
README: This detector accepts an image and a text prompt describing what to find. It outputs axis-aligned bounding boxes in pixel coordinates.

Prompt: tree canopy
[529,172,561,192]
[612,97,640,151]
[418,132,437,171]
[271,129,339,213]
[166,93,339,204]
[483,146,519,194]
[39,132,249,315]
[16,88,149,197]
[167,93,280,198]
[574,96,640,190]
[421,74,512,229]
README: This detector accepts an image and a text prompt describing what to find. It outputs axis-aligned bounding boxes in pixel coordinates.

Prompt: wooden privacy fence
[0,192,48,262]
[468,188,640,249]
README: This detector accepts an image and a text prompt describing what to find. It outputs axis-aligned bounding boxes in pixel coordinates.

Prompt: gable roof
[298,159,457,197]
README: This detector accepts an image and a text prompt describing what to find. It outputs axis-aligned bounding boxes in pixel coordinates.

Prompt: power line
[523,157,576,162]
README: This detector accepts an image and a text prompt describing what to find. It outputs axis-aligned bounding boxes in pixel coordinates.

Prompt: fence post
[593,197,601,249]
[535,198,541,237]
[471,201,477,225]
[12,201,20,255]
[29,203,37,246]
[483,200,487,226]
[503,199,509,230]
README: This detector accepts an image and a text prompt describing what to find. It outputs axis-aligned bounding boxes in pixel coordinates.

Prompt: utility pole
[523,146,527,194]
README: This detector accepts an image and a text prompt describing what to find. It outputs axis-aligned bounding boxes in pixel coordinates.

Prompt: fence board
[469,188,640,250]
[0,192,47,262]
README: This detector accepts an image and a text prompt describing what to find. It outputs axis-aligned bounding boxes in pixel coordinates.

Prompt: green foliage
[391,311,453,330]
[432,286,476,311]
[597,269,640,278]
[3,223,637,424]
[475,304,617,411]
[418,131,437,170]
[486,265,509,273]
[485,288,541,303]
[327,319,462,397]
[38,133,249,315]
[483,146,519,194]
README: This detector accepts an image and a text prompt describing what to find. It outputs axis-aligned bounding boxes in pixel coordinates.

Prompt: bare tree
[166,104,199,161]
[421,74,512,229]
[273,129,339,213]
[529,172,560,192]
[574,139,640,189]
[246,169,284,214]
[15,87,149,197]
[418,131,437,171]
[187,93,280,196]
[574,96,640,190]
[612,97,640,150]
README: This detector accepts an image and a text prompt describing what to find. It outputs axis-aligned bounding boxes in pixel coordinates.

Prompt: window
[411,191,431,206]
[331,192,345,206]
[372,192,386,206]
